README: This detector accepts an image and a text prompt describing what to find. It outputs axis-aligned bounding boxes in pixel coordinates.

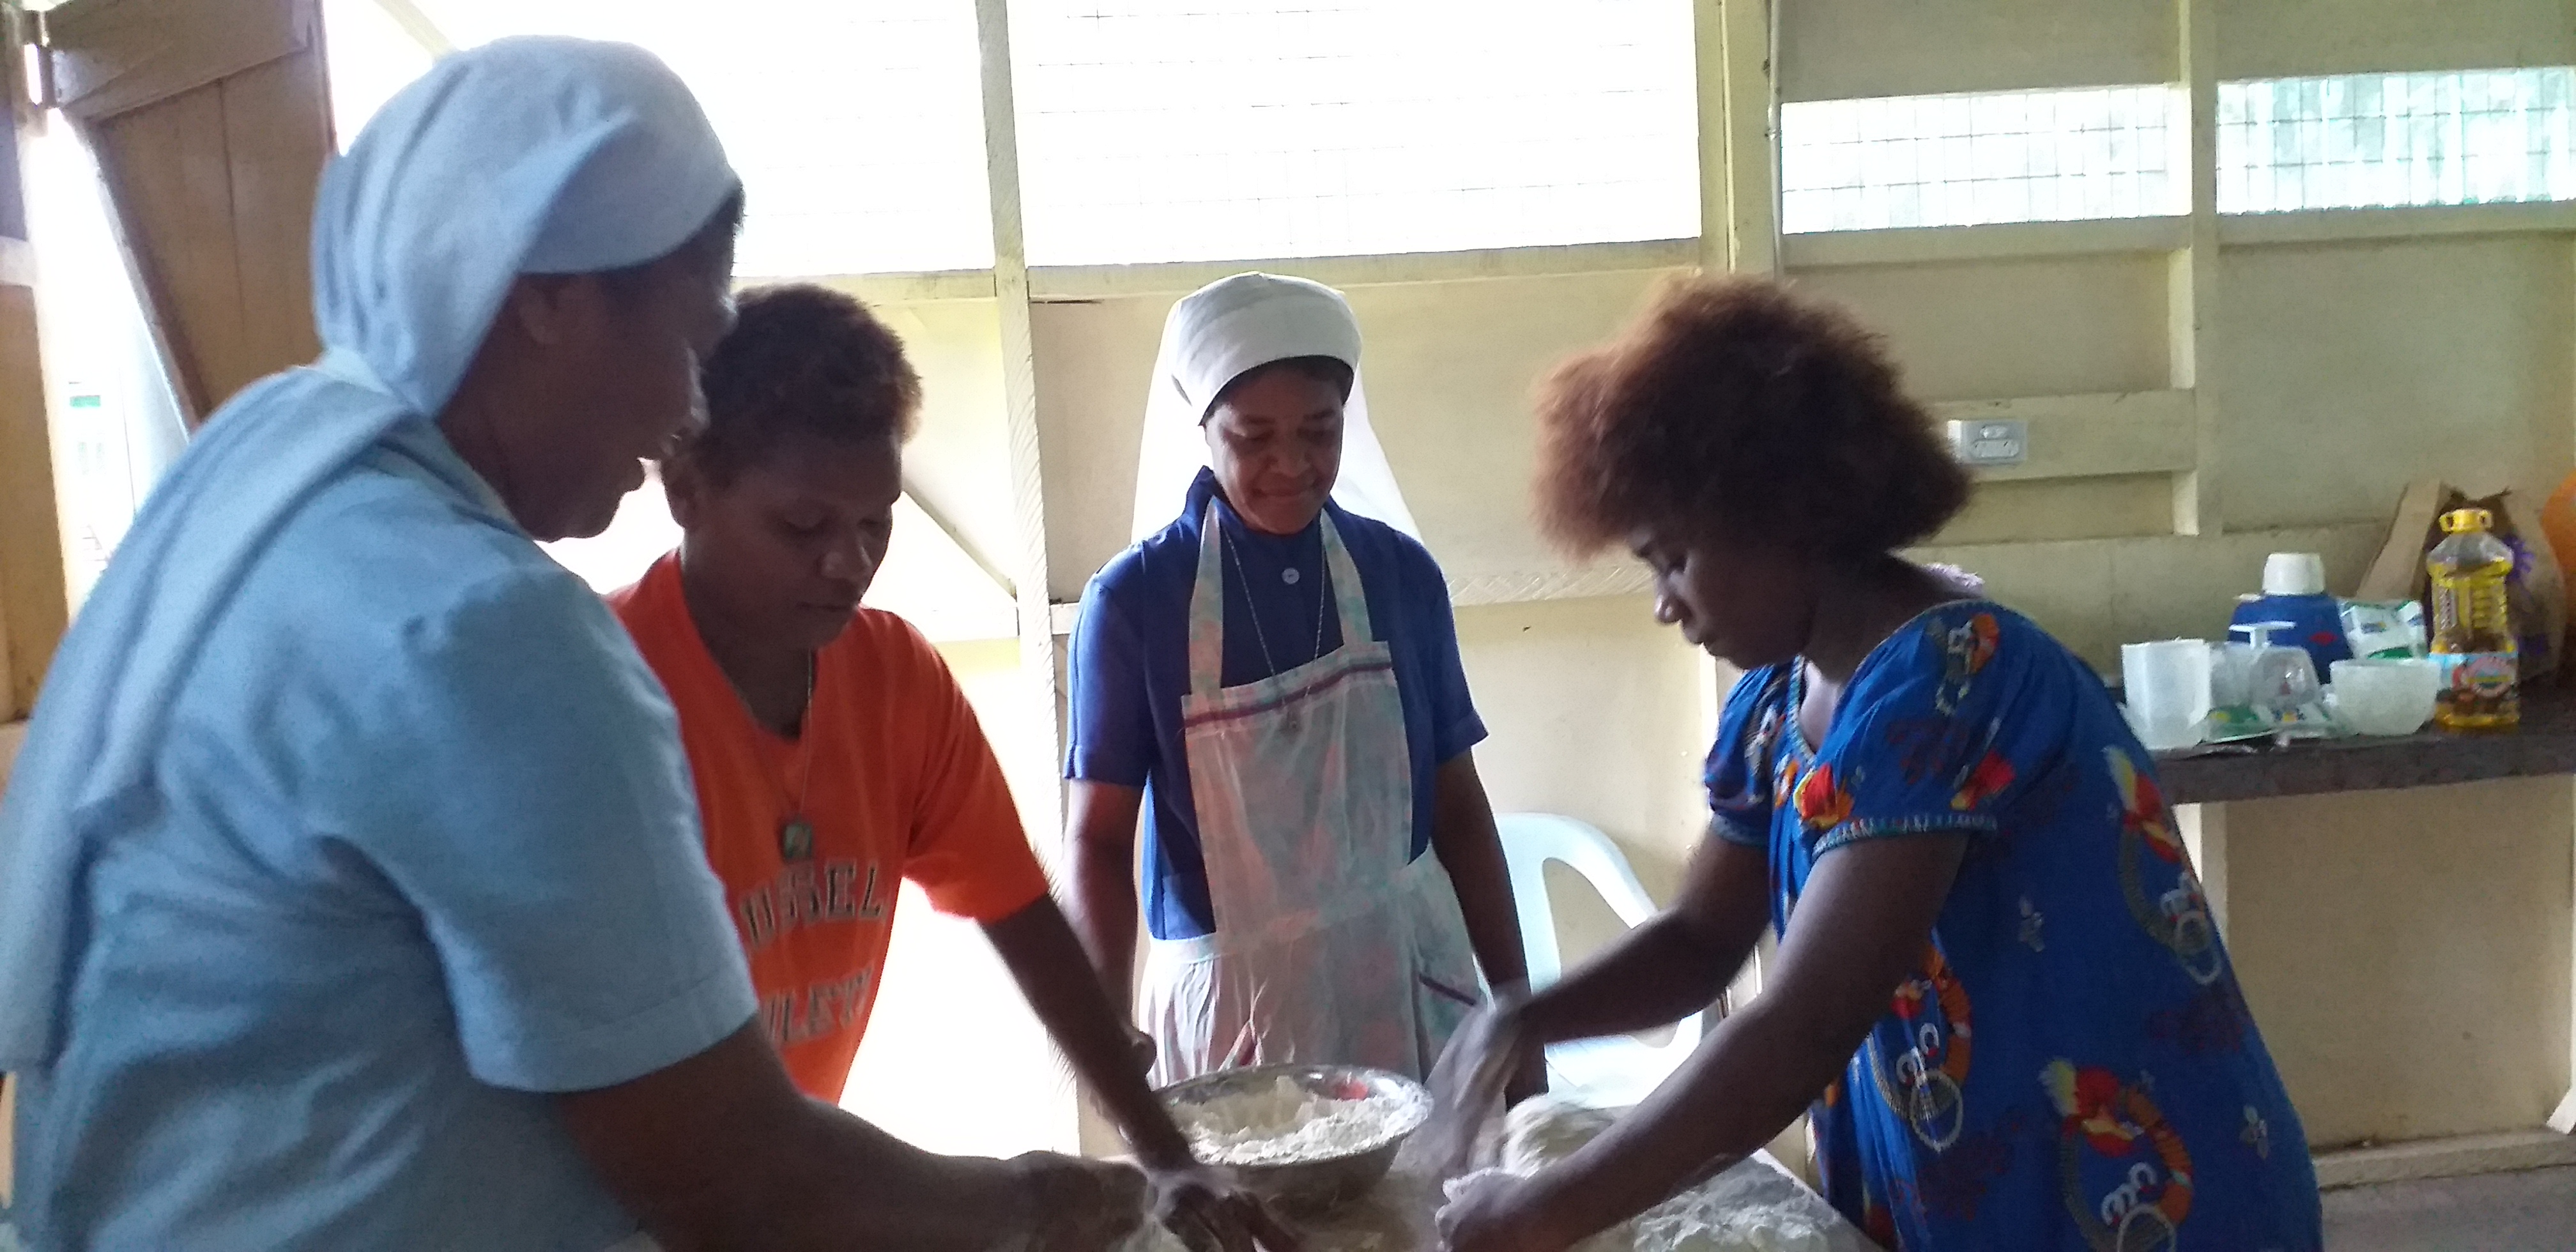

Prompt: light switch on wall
[1947,418,2028,468]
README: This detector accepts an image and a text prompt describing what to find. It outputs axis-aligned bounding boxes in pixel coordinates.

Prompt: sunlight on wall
[842,640,1073,1156]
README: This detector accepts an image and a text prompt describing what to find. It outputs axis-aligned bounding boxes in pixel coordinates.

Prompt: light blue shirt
[9,418,755,1250]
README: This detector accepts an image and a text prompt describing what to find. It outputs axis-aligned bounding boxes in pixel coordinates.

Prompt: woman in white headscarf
[0,38,1138,1252]
[1063,273,1540,1099]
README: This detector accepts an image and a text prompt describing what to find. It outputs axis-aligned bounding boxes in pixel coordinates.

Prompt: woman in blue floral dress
[1428,278,2321,1252]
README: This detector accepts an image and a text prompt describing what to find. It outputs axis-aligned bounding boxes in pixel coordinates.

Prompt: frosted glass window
[327,1,995,277]
[1780,85,2187,233]
[1009,0,1701,266]
[2218,68,2576,214]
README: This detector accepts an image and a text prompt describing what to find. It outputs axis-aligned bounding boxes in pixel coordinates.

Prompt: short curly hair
[677,283,921,482]
[1532,275,1968,560]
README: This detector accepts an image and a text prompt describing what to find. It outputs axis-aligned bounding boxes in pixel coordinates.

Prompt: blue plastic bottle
[2228,552,2351,677]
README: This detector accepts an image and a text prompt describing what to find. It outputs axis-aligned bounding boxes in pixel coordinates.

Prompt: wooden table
[2155,683,2576,804]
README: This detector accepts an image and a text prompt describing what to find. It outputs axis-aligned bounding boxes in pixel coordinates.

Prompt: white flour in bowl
[1175,1076,1428,1167]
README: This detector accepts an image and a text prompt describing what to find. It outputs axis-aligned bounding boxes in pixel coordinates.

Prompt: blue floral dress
[1706,602,2322,1251]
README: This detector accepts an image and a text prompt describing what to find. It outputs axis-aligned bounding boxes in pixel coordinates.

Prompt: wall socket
[1947,418,2028,468]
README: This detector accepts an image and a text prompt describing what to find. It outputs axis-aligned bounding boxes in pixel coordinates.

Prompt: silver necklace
[732,652,819,862]
[1222,521,1330,680]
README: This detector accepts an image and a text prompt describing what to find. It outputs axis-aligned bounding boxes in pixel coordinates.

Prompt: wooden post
[972,0,1055,850]
[2169,0,2221,537]
[972,0,1087,1156]
[1706,0,1777,277]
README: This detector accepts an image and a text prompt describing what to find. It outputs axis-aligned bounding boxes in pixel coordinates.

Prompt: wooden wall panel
[0,2,47,722]
[2214,0,2576,80]
[0,284,66,719]
[89,86,239,420]
[52,0,328,422]
[217,52,326,393]
[45,0,306,122]
[1781,0,2175,101]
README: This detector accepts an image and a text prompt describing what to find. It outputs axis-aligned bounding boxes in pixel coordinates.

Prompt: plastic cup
[2122,639,2213,751]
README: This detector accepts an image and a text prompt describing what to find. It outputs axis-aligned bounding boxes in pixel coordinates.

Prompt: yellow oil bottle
[2428,507,2519,730]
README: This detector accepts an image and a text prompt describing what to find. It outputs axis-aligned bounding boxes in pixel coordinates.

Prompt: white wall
[1454,596,1714,897]
[2214,237,2576,532]
[2225,779,2576,1146]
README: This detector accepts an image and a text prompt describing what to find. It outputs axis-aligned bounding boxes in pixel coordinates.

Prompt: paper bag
[2355,478,2448,602]
[2358,478,2565,681]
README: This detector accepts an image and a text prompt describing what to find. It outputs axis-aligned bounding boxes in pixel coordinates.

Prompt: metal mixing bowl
[1158,1063,1430,1216]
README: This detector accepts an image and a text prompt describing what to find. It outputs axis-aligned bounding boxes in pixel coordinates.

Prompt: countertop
[2153,682,2576,805]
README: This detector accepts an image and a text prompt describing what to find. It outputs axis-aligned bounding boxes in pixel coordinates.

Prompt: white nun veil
[0,37,738,1068]
[1130,273,1419,542]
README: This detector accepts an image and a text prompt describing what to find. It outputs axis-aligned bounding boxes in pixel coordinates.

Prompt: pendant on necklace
[779,815,815,862]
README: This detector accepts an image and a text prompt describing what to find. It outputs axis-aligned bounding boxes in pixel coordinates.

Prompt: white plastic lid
[2262,552,2327,596]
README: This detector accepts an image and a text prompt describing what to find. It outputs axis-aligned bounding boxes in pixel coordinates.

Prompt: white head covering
[314,37,735,414]
[1131,272,1419,542]
[0,37,738,1067]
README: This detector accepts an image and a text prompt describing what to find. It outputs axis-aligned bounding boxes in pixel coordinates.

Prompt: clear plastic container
[2427,507,2519,730]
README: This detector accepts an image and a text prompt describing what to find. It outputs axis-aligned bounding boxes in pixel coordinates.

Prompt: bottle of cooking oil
[2428,507,2519,730]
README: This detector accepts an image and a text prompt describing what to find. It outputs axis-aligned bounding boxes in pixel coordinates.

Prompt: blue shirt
[1066,470,1485,942]
[10,419,755,1251]
[1707,602,2320,1251]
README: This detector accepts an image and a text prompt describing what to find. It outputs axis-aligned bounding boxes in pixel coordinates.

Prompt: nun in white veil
[0,37,1144,1252]
[1065,273,1540,1098]
[1128,277,1418,542]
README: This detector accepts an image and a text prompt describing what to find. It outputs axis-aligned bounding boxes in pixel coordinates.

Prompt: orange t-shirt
[610,554,1050,1098]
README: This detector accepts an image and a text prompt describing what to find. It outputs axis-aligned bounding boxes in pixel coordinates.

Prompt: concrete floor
[2322,1166,2576,1250]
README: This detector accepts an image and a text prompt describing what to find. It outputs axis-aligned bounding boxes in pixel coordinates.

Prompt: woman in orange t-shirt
[611,284,1284,1252]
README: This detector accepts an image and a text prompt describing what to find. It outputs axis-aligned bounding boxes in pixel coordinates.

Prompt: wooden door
[41,0,333,426]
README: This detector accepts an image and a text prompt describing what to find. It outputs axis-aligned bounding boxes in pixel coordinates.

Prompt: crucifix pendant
[779,816,815,862]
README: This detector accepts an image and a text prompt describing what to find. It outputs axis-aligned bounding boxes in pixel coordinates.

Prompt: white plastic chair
[1496,813,1705,1110]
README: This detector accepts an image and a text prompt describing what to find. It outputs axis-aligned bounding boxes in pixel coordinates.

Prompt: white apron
[1140,504,1483,1085]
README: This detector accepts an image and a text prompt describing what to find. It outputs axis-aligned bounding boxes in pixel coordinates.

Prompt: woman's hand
[1435,1172,1571,1252]
[1011,1152,1151,1252]
[1142,1160,1301,1252]
[1415,996,1539,1175]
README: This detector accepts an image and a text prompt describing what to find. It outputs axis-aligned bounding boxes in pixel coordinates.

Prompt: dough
[1459,1095,1831,1252]
[1501,1093,1619,1173]
[1491,1094,1636,1252]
